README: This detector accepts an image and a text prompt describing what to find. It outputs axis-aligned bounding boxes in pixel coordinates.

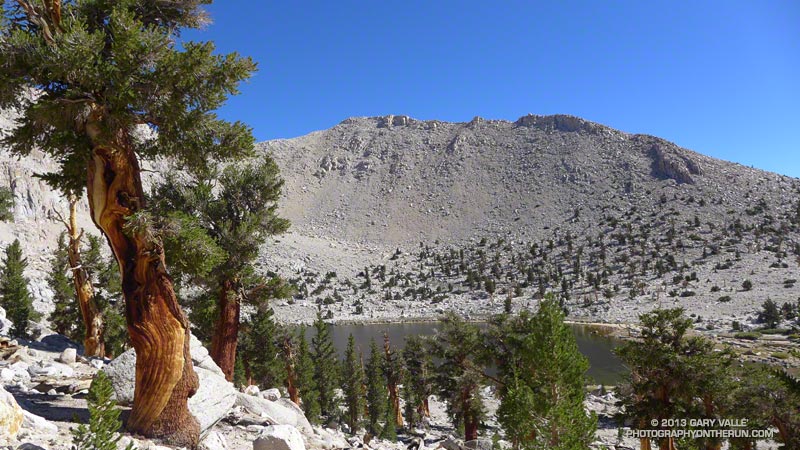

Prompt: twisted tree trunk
[210,279,238,381]
[85,122,199,448]
[61,194,105,357]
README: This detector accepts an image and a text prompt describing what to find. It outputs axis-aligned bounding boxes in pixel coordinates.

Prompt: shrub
[741,279,753,291]
[734,332,761,340]
[718,295,732,303]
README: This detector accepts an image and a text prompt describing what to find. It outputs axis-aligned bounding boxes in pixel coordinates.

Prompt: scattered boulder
[463,439,492,450]
[1,367,14,382]
[27,361,74,378]
[199,430,229,450]
[253,425,305,450]
[245,385,261,396]
[437,437,463,450]
[58,348,77,365]
[235,393,312,431]
[261,388,281,401]
[20,410,58,435]
[0,385,24,441]
[190,365,238,433]
[16,443,47,450]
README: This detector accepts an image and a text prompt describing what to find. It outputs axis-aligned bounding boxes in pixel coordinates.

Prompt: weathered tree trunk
[85,122,199,448]
[383,334,404,428]
[210,279,238,381]
[638,418,652,450]
[702,395,722,450]
[282,335,299,405]
[62,194,105,357]
[463,387,479,441]
[418,397,430,419]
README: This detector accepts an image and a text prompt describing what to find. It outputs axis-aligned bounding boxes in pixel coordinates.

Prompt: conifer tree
[312,311,340,419]
[48,233,84,341]
[54,194,105,356]
[616,308,708,450]
[366,338,387,436]
[280,331,300,404]
[0,1,256,444]
[72,371,134,450]
[238,307,285,388]
[83,236,128,358]
[152,157,290,380]
[379,396,398,442]
[382,332,404,429]
[0,187,12,222]
[342,334,365,434]
[296,327,321,423]
[402,335,434,425]
[1,239,38,338]
[757,299,781,328]
[494,299,596,450]
[432,313,485,441]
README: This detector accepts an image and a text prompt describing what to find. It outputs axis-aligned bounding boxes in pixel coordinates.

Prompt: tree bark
[383,334,404,428]
[210,279,238,381]
[282,335,299,405]
[463,387,479,441]
[85,122,199,448]
[702,395,722,450]
[62,194,105,357]
[639,418,652,450]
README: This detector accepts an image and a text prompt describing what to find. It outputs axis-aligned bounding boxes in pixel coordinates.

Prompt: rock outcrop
[648,143,703,184]
[234,392,312,432]
[253,425,306,450]
[0,385,24,441]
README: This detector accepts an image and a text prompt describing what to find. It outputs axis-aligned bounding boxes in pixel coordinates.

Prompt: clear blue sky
[184,1,800,177]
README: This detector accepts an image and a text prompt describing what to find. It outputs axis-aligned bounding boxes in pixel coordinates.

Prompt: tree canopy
[0,0,256,190]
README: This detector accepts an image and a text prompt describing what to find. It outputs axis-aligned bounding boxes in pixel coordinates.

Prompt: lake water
[302,321,627,385]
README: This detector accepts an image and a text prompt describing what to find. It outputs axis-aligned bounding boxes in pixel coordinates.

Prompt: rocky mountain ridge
[2,110,800,331]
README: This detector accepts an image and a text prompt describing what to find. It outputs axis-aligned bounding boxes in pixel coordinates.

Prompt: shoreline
[275,312,797,370]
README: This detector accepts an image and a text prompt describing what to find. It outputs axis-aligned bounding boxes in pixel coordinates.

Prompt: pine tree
[1,1,256,444]
[152,157,290,380]
[379,396,398,442]
[382,332,405,429]
[238,307,286,388]
[757,299,781,328]
[432,313,485,441]
[71,371,135,450]
[366,338,387,436]
[494,299,596,450]
[402,335,434,426]
[1,239,39,338]
[312,311,340,419]
[615,308,702,450]
[48,233,84,341]
[341,334,365,434]
[0,187,12,222]
[296,328,321,423]
[83,236,128,358]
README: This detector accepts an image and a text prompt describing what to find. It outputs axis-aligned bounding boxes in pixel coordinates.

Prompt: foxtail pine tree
[0,1,256,446]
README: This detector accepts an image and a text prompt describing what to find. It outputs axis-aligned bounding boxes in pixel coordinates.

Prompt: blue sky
[185,1,800,177]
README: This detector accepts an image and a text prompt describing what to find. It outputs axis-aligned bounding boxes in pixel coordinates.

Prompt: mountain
[3,111,800,331]
[260,114,797,263]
